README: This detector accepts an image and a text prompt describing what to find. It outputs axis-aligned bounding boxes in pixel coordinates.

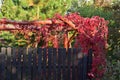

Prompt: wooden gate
[0,47,92,80]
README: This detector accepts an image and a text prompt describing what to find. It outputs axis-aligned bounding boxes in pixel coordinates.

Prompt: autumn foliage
[0,13,108,79]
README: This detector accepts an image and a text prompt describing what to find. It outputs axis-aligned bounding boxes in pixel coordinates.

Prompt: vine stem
[68,30,77,47]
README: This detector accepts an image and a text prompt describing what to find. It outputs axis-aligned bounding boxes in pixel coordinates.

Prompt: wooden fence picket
[67,48,72,80]
[72,48,77,80]
[53,48,57,80]
[61,48,66,80]
[82,54,88,80]
[6,47,12,80]
[32,48,37,80]
[11,48,18,80]
[0,47,6,80]
[22,48,27,80]
[57,48,63,80]
[37,48,42,80]
[77,48,84,80]
[48,48,53,80]
[43,48,47,80]
[27,48,32,80]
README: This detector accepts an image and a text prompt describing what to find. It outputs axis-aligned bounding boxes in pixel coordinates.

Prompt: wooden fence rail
[0,47,92,80]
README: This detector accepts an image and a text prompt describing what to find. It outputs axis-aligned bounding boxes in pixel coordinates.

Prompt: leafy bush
[0,0,72,20]
[70,5,116,27]
[103,29,120,80]
[102,60,120,80]
[108,27,120,60]
[0,31,15,46]
[112,0,120,28]
[0,31,27,47]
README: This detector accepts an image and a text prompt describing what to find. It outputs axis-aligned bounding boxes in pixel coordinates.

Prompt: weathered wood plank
[83,55,87,80]
[57,48,62,80]
[72,48,77,80]
[11,48,18,80]
[25,48,29,80]
[37,48,42,80]
[75,48,82,80]
[48,48,53,80]
[32,48,37,80]
[6,47,12,80]
[66,48,72,80]
[27,48,32,80]
[77,48,83,80]
[22,48,27,80]
[0,47,6,80]
[43,48,47,80]
[53,48,57,80]
[61,48,66,80]
[17,48,23,80]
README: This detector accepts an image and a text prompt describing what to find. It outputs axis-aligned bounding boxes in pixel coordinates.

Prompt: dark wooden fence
[0,47,92,80]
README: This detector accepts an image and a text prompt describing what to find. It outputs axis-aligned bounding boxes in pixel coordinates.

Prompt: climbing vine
[0,13,108,79]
